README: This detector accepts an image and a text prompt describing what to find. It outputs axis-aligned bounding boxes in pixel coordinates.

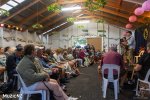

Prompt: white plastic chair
[102,64,120,100]
[136,69,150,96]
[17,72,50,100]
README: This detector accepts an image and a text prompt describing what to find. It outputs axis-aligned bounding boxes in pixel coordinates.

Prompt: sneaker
[80,65,85,68]
[68,96,78,100]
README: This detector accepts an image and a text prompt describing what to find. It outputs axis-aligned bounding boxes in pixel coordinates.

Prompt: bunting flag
[135,24,150,54]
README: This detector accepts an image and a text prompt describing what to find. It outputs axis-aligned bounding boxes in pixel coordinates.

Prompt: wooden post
[108,24,110,49]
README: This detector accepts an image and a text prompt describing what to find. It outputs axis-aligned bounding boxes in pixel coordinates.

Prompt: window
[14,0,25,3]
[7,0,18,7]
[0,4,13,11]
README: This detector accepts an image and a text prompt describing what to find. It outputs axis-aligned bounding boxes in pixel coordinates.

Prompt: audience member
[135,43,150,81]
[16,44,70,100]
[6,45,23,82]
[126,31,135,64]
[99,47,124,79]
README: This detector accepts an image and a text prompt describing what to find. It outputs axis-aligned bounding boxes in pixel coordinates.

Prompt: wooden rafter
[39,19,67,34]
[26,12,60,31]
[18,5,51,26]
[1,0,40,23]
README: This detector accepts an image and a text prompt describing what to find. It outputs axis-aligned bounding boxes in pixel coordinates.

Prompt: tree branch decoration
[67,17,76,23]
[32,23,43,29]
[97,30,106,32]
[77,25,85,29]
[0,8,9,16]
[85,0,107,11]
[47,3,61,13]
[96,19,105,23]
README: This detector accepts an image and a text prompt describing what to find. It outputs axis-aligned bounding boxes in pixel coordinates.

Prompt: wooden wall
[87,37,102,51]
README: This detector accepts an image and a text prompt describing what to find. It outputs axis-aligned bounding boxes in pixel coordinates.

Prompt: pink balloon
[129,15,137,22]
[142,0,150,11]
[134,7,144,16]
[125,24,132,29]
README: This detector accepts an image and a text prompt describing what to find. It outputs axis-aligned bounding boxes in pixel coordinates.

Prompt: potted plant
[47,3,61,12]
[67,17,76,23]
[96,19,105,23]
[32,23,43,29]
[97,30,106,32]
[82,29,88,32]
[0,8,9,16]
[84,0,107,11]
[77,25,85,29]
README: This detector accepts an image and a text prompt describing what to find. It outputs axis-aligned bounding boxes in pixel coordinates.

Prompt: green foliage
[32,23,43,29]
[67,17,76,23]
[99,34,106,37]
[85,0,107,11]
[97,30,106,32]
[47,3,61,12]
[82,29,88,32]
[77,25,85,29]
[96,19,104,23]
[0,8,9,16]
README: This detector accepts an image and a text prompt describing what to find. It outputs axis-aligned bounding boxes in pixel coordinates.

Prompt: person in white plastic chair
[16,44,77,100]
[98,47,124,78]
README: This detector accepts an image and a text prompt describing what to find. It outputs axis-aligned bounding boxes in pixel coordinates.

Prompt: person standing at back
[126,31,136,64]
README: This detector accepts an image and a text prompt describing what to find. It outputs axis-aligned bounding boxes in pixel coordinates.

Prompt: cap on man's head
[16,44,23,51]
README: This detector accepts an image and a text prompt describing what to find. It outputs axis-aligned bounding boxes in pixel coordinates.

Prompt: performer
[120,37,128,55]
[126,31,136,64]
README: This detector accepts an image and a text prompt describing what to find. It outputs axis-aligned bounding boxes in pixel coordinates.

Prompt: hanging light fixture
[32,3,43,29]
[74,20,90,24]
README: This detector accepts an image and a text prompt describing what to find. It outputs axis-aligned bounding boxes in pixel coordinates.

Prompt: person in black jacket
[6,45,23,82]
[135,43,150,80]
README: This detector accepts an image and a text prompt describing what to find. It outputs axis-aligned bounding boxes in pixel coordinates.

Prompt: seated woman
[63,50,80,75]
[16,44,68,100]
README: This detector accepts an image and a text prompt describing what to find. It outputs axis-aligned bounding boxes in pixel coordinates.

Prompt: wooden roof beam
[1,0,40,23]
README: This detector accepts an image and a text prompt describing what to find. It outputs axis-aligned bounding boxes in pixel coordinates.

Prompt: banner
[135,24,150,54]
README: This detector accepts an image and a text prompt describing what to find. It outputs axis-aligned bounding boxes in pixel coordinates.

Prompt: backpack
[0,81,13,94]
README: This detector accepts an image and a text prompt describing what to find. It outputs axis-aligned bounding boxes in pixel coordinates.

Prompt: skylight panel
[14,0,25,3]
[7,0,18,7]
[0,4,13,11]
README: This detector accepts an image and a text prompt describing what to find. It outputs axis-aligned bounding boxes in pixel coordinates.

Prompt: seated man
[16,44,70,100]
[98,47,125,87]
[36,48,60,81]
[135,43,150,81]
[6,45,23,83]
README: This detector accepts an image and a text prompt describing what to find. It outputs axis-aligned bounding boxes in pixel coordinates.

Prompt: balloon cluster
[125,0,150,29]
[0,23,23,31]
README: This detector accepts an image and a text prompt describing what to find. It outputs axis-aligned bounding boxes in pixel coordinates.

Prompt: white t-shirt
[0,54,6,66]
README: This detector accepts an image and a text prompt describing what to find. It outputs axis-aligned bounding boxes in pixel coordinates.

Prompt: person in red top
[98,47,124,78]
[79,49,85,60]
